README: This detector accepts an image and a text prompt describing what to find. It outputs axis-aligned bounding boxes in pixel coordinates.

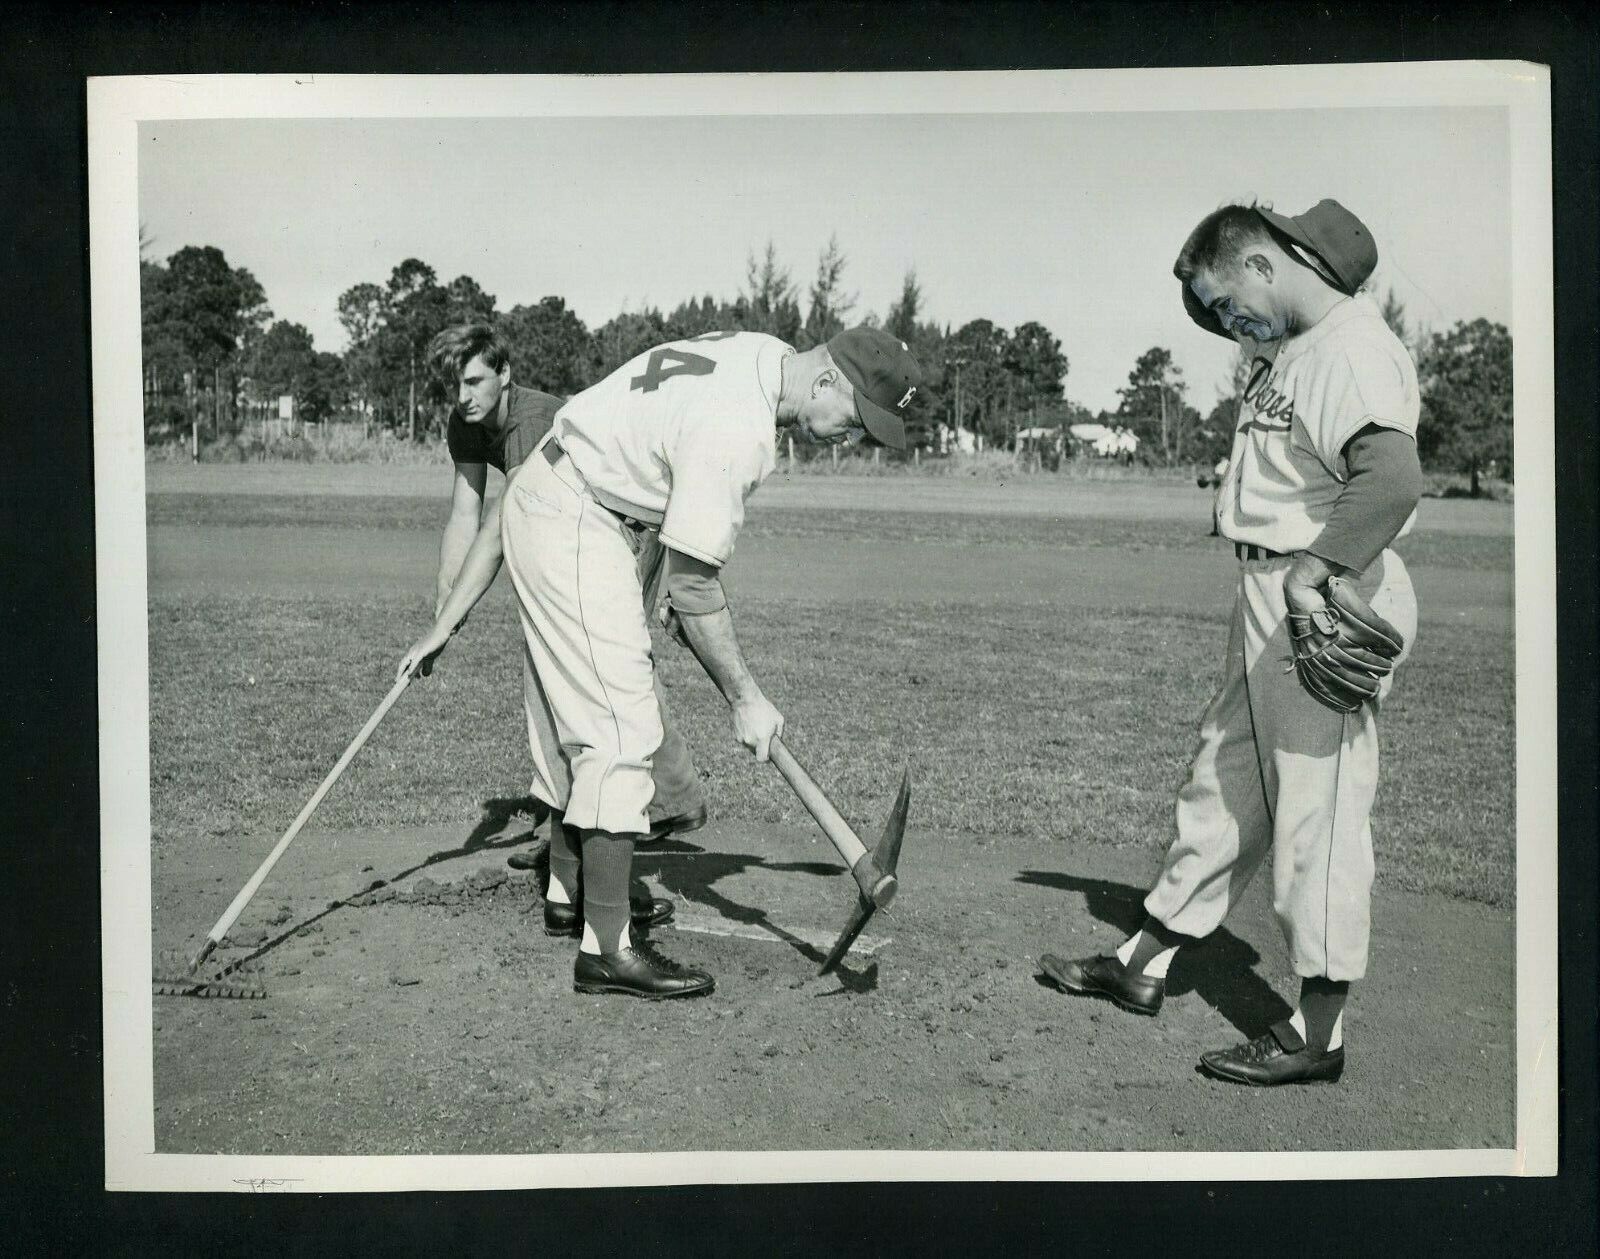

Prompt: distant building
[936,423,979,455]
[1069,422,1138,460]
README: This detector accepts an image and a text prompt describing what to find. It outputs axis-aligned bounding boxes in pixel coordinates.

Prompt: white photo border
[90,64,1556,1192]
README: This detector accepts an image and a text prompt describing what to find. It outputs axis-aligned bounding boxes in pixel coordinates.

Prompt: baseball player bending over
[1041,200,1426,1085]
[475,326,921,999]
[395,324,711,943]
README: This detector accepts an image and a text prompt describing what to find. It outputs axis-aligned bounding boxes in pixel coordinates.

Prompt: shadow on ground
[213,794,880,995]
[642,839,880,994]
[1016,869,1293,1035]
[217,795,549,974]
[501,830,878,993]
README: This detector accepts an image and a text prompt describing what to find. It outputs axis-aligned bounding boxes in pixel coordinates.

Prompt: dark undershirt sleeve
[1307,424,1427,573]
[663,547,728,615]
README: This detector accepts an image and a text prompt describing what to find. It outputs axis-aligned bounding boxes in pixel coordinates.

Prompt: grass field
[142,470,1519,1156]
[147,479,1515,907]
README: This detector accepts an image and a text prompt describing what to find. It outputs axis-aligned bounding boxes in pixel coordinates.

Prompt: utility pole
[1159,381,1169,466]
[949,355,968,446]
[1007,377,1016,455]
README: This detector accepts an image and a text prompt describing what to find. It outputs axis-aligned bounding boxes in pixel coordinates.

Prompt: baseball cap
[826,326,924,450]
[1257,198,1378,295]
[1179,198,1380,340]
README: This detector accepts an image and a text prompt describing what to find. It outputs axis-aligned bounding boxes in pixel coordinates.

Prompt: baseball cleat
[1198,1020,1345,1086]
[573,942,714,1000]
[1038,952,1164,1016]
[543,894,676,937]
[639,803,710,845]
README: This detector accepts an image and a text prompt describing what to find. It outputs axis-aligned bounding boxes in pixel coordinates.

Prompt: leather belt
[1234,542,1288,562]
[541,437,647,531]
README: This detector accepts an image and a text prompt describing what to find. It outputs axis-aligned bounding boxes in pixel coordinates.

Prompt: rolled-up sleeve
[659,419,766,567]
[1313,344,1416,472]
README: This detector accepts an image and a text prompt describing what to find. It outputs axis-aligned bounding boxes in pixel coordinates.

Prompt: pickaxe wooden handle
[768,736,898,910]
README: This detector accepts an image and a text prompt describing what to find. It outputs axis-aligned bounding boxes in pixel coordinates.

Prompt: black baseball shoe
[1198,1020,1345,1086]
[506,845,546,872]
[543,895,676,938]
[1038,952,1164,1016]
[639,803,709,845]
[573,940,714,1000]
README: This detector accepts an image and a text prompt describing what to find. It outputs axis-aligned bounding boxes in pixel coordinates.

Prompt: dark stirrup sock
[548,819,583,905]
[580,829,638,954]
[1128,915,1195,974]
[1298,976,1350,1051]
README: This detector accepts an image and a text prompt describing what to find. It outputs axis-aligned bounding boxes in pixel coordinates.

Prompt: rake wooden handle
[768,736,897,908]
[191,670,414,969]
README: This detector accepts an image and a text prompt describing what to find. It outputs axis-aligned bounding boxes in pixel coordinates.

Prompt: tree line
[1139,291,1514,489]
[139,234,1513,488]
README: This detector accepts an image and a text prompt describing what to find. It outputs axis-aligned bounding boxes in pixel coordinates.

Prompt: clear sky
[140,107,1510,413]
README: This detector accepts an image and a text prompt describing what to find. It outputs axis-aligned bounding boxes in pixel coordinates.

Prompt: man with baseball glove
[1040,199,1425,1085]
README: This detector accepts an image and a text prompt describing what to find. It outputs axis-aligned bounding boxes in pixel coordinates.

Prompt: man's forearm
[436,512,481,611]
[433,498,505,634]
[1306,426,1425,575]
[677,605,762,708]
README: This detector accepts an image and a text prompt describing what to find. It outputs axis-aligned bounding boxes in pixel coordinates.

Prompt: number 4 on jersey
[630,346,719,393]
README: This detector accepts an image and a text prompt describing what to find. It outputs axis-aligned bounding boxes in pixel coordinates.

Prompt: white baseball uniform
[1146,292,1420,981]
[500,331,790,834]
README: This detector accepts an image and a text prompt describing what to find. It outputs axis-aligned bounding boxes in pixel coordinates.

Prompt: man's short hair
[1172,203,1277,283]
[427,322,510,381]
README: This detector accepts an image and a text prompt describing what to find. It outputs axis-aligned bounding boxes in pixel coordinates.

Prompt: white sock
[579,920,631,956]
[1143,945,1177,979]
[1113,931,1176,978]
[1114,931,1141,967]
[1289,1008,1308,1041]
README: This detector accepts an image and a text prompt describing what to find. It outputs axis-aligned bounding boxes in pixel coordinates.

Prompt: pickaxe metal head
[819,767,911,974]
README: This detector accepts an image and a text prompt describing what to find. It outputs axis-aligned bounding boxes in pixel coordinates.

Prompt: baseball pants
[514,530,703,827]
[502,442,666,836]
[1143,548,1418,981]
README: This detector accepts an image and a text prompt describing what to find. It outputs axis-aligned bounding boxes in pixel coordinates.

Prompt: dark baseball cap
[827,326,924,450]
[1258,198,1378,295]
[1179,198,1380,340]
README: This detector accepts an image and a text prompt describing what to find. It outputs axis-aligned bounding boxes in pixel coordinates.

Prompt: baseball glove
[1287,575,1405,713]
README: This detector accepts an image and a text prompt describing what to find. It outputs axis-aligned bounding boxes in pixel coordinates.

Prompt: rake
[154,670,415,999]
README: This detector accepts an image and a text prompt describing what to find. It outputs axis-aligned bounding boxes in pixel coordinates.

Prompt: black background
[2,2,1594,1253]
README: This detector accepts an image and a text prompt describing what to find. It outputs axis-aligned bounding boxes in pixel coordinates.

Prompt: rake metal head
[819,767,910,975]
[152,949,268,999]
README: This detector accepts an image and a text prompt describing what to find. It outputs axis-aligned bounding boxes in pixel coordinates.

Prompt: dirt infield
[153,812,1513,1155]
[143,468,1518,1155]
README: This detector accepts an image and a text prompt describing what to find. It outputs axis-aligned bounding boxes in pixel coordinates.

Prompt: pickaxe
[767,736,910,974]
